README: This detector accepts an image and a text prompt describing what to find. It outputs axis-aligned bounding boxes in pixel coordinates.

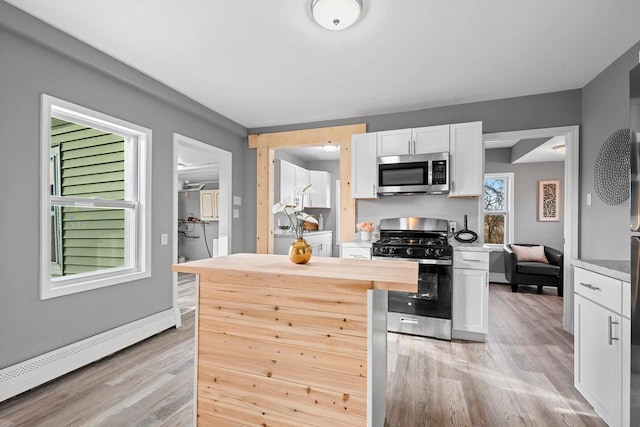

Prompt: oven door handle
[409,293,433,300]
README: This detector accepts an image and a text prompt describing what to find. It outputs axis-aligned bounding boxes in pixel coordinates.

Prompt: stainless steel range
[372,217,453,340]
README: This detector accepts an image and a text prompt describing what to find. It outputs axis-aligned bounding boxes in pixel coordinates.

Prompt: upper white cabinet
[377,125,450,156]
[413,125,450,154]
[276,159,296,204]
[351,132,378,199]
[200,189,220,221]
[309,170,331,208]
[376,128,412,156]
[449,121,483,197]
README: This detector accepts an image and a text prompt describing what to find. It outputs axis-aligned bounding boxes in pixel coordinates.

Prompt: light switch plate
[233,209,240,219]
[586,193,592,206]
[161,233,168,245]
[233,196,241,206]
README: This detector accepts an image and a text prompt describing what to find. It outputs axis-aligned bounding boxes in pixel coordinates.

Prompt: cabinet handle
[408,140,411,153]
[461,258,483,262]
[413,140,416,153]
[579,282,601,291]
[608,316,619,345]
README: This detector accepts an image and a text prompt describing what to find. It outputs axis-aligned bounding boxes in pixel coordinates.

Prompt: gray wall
[485,148,565,274]
[307,160,340,256]
[248,90,581,243]
[581,41,640,260]
[0,2,248,368]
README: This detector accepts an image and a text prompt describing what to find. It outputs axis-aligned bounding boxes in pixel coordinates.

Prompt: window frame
[483,172,514,250]
[40,94,152,299]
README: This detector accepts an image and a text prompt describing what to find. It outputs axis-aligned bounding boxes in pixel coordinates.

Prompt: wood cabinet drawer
[341,246,371,260]
[574,267,622,313]
[454,251,489,270]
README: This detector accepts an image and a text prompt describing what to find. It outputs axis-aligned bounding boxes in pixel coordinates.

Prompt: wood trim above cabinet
[249,124,365,253]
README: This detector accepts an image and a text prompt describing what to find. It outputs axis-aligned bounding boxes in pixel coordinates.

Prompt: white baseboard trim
[452,330,486,342]
[490,272,508,283]
[0,308,176,403]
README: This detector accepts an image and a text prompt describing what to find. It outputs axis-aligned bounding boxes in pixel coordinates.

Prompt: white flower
[297,212,318,224]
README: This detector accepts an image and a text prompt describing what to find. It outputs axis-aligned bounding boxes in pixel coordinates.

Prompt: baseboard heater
[0,308,177,403]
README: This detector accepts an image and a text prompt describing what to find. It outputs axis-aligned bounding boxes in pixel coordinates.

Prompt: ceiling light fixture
[322,145,338,152]
[311,0,363,31]
[553,144,566,154]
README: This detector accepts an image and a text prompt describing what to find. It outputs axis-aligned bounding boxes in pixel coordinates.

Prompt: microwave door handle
[427,160,433,186]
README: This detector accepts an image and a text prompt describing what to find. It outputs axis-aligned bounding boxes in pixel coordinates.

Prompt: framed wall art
[538,180,560,222]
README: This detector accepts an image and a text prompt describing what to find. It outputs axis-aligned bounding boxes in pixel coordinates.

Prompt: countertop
[341,238,373,247]
[274,230,333,237]
[450,241,491,252]
[571,259,630,283]
[173,253,418,292]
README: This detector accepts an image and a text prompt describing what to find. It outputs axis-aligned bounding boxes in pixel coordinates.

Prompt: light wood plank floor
[0,280,605,426]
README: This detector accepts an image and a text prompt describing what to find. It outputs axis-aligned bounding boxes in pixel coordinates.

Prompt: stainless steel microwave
[377,152,449,195]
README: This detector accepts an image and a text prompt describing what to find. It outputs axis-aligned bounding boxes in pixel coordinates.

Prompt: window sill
[41,269,151,300]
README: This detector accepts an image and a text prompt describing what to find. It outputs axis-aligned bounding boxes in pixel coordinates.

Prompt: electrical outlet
[448,221,456,234]
[233,196,242,206]
[161,233,168,245]
[233,209,240,219]
[586,193,592,206]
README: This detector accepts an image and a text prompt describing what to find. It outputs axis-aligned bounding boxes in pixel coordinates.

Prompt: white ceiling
[6,1,640,128]
[177,144,219,184]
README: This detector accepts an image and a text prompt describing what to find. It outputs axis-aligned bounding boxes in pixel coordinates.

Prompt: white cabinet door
[295,166,310,207]
[574,294,622,427]
[376,128,412,156]
[309,170,331,208]
[412,125,450,154]
[200,190,219,221]
[449,121,483,197]
[351,133,378,199]
[452,268,488,334]
[278,160,296,204]
[341,246,371,259]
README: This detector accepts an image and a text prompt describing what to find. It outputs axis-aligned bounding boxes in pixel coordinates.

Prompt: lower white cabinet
[573,266,630,427]
[340,243,372,259]
[274,231,333,257]
[452,249,489,341]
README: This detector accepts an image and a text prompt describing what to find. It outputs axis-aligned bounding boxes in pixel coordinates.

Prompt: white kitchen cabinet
[309,170,331,208]
[274,231,333,257]
[452,249,489,341]
[574,267,629,427]
[200,189,219,221]
[276,159,296,204]
[340,242,372,259]
[351,132,378,199]
[449,121,483,197]
[377,126,450,156]
[376,128,412,156]
[413,125,450,154]
[295,166,310,206]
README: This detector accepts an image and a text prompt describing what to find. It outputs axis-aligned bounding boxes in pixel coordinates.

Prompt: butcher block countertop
[173,252,419,292]
[172,253,416,426]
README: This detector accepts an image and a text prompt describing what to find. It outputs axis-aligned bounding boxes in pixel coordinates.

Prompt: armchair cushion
[517,262,561,276]
[510,244,549,263]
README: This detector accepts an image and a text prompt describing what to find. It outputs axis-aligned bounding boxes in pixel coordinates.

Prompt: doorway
[482,126,579,333]
[172,133,232,327]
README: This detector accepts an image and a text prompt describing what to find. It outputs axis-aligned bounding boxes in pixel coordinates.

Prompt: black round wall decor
[594,128,630,206]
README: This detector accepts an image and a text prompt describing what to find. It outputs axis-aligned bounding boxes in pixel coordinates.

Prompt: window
[40,95,151,299]
[483,173,514,247]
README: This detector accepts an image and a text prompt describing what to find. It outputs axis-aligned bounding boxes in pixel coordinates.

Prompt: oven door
[388,263,452,319]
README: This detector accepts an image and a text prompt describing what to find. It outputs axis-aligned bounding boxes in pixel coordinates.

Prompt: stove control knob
[434,248,443,257]
[425,248,434,256]
[380,247,387,254]
[406,248,414,255]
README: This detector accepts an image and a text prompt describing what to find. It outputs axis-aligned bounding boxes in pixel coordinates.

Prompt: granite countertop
[571,259,630,283]
[450,241,491,252]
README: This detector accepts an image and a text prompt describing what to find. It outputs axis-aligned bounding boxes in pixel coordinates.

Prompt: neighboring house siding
[51,118,125,275]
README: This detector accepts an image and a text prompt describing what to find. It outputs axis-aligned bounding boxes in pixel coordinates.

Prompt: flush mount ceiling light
[553,144,566,154]
[322,145,338,152]
[311,0,363,31]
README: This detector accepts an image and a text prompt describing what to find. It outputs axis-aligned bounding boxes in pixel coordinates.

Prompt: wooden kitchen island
[172,253,418,427]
